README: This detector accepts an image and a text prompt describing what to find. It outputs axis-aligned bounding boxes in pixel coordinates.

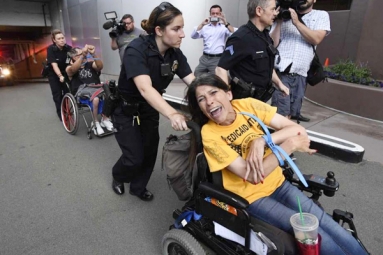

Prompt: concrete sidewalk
[165,81,383,164]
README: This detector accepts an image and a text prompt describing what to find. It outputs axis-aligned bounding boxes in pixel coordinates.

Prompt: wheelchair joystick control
[325,171,336,186]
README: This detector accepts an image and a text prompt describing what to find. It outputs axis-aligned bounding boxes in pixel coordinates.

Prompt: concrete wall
[356,0,383,79]
[306,79,383,121]
[0,0,52,27]
[317,0,383,80]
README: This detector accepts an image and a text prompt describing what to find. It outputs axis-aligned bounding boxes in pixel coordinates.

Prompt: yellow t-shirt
[202,98,285,204]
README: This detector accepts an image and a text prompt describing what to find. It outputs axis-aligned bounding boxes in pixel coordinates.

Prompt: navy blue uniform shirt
[118,34,192,100]
[218,21,275,89]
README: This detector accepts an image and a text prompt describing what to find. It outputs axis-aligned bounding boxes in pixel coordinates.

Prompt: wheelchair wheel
[61,93,79,135]
[162,229,205,255]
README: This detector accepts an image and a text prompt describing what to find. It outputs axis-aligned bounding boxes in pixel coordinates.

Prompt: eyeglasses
[124,21,133,26]
[154,2,173,25]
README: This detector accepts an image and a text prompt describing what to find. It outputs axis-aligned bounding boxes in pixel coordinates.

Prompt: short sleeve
[175,49,192,79]
[123,47,150,80]
[202,126,239,172]
[217,36,248,71]
[314,11,331,33]
[249,99,277,126]
[234,98,277,126]
[47,46,55,64]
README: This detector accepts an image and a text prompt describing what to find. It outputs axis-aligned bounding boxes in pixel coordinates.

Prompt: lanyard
[239,112,308,188]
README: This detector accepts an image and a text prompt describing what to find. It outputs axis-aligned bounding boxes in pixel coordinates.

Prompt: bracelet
[225,22,230,28]
[58,74,63,78]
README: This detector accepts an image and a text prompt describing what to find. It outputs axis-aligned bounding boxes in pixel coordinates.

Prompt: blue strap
[174,210,202,229]
[239,112,308,188]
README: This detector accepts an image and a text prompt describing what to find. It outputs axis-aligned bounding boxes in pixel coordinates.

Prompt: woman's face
[195,85,234,125]
[53,33,66,47]
[159,14,185,49]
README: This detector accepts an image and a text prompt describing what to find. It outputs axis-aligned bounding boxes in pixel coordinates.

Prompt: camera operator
[110,14,144,62]
[270,0,330,122]
[191,5,235,77]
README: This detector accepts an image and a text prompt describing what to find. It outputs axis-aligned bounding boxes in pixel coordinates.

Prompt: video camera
[103,11,125,38]
[276,0,307,20]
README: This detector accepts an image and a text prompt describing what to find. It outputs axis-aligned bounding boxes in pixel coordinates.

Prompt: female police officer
[111,2,195,201]
[46,29,72,120]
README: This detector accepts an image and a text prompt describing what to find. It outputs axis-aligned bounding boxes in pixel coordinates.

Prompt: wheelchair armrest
[196,182,249,209]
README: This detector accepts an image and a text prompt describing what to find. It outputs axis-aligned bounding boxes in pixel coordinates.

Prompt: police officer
[46,29,72,120]
[215,0,289,102]
[111,2,195,201]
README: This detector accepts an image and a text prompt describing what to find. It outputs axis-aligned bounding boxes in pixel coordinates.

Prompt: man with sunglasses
[216,0,289,102]
[110,14,144,62]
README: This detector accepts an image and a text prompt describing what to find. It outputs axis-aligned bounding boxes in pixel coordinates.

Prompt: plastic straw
[296,195,305,225]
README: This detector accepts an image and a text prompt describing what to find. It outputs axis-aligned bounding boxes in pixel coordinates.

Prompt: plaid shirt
[273,10,331,77]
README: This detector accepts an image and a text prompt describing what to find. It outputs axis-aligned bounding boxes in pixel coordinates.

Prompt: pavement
[0,82,382,255]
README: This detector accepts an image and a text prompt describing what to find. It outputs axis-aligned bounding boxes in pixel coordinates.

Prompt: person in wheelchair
[185,73,368,255]
[66,45,114,135]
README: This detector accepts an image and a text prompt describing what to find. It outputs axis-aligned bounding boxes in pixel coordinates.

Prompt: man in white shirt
[191,5,235,77]
[270,0,330,122]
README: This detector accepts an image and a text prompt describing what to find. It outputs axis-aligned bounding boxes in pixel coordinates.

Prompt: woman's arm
[133,75,188,130]
[229,114,315,183]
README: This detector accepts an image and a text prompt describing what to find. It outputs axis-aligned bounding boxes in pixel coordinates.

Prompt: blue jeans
[247,181,368,255]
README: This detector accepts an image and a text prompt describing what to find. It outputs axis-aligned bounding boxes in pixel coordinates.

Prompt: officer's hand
[168,112,188,131]
[279,83,290,96]
[59,76,65,83]
[289,8,299,26]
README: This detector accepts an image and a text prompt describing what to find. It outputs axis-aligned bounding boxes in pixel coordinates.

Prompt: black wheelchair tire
[162,229,205,255]
[61,93,79,135]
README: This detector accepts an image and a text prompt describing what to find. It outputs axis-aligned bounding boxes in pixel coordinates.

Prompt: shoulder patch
[225,45,234,55]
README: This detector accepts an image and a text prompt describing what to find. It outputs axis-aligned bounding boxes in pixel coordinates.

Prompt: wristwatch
[225,22,230,28]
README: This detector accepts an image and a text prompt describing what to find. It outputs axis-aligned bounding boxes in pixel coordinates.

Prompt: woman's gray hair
[247,0,271,19]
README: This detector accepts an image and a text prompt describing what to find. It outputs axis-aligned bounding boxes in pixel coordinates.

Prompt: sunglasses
[154,2,173,25]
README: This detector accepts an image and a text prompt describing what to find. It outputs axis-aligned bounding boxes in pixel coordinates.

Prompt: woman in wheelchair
[185,73,368,255]
[66,45,114,135]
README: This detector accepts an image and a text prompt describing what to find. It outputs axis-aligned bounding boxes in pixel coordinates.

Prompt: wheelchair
[162,122,370,255]
[60,80,115,139]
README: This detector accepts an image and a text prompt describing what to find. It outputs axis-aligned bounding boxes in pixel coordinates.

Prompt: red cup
[296,234,322,255]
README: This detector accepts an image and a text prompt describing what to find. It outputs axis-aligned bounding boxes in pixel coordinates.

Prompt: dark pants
[112,102,160,195]
[48,74,69,118]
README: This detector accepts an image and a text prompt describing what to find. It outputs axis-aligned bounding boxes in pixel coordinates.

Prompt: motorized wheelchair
[60,80,116,139]
[161,121,370,255]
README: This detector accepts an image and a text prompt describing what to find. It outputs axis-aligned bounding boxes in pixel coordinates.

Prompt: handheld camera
[276,0,307,20]
[103,11,125,38]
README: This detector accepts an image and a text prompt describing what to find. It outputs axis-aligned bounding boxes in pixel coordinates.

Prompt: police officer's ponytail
[141,2,182,35]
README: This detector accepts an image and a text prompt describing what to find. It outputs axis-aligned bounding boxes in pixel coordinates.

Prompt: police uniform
[46,43,72,118]
[112,34,192,197]
[218,21,276,101]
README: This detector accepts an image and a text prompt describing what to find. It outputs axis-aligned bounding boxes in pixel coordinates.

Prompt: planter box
[305,78,383,121]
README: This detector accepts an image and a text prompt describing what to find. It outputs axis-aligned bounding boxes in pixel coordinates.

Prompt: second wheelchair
[60,80,116,139]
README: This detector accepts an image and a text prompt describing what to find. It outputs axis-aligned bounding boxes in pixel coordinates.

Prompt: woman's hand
[244,137,266,184]
[284,133,317,155]
[168,112,188,131]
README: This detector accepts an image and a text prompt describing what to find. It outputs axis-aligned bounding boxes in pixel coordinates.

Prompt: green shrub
[324,59,382,88]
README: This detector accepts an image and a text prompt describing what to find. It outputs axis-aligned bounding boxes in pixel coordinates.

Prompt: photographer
[191,5,235,77]
[270,0,330,122]
[110,14,144,62]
